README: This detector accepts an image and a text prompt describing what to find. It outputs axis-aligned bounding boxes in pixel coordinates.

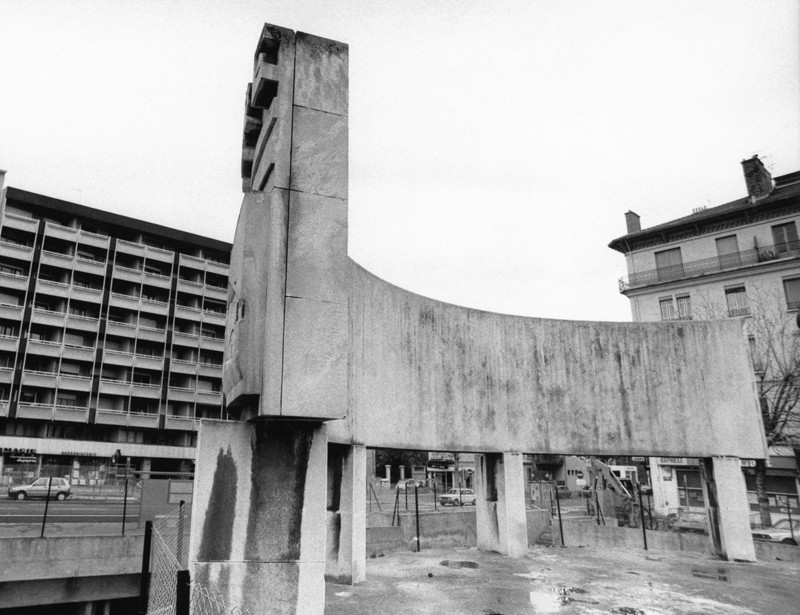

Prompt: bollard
[638,483,648,550]
[414,484,421,552]
[122,478,129,535]
[554,483,565,547]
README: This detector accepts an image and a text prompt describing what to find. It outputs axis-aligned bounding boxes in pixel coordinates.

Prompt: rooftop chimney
[625,210,641,234]
[741,155,773,203]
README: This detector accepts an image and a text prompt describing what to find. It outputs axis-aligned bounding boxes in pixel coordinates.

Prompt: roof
[4,186,232,254]
[608,171,800,253]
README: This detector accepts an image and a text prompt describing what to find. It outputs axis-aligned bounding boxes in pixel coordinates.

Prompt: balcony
[53,405,89,423]
[131,383,162,399]
[106,320,138,337]
[0,367,14,384]
[128,411,160,429]
[0,401,8,418]
[168,387,196,403]
[102,349,134,367]
[66,313,100,332]
[3,212,39,234]
[144,270,172,288]
[140,298,170,316]
[36,279,70,298]
[164,414,196,431]
[44,222,78,242]
[198,362,222,378]
[16,403,54,420]
[203,285,228,301]
[133,354,164,371]
[619,242,800,292]
[74,256,106,275]
[177,279,204,295]
[0,334,20,352]
[99,379,132,396]
[70,285,103,303]
[21,370,58,388]
[196,390,222,406]
[94,409,128,426]
[145,245,174,264]
[0,303,24,320]
[0,240,34,260]
[116,239,146,258]
[0,271,29,292]
[31,308,67,328]
[62,344,95,361]
[201,310,226,326]
[40,250,74,268]
[170,360,197,375]
[199,336,224,351]
[78,229,110,249]
[172,331,200,347]
[137,326,167,343]
[113,265,145,283]
[175,304,202,321]
[26,339,60,357]
[57,374,93,392]
[728,306,751,317]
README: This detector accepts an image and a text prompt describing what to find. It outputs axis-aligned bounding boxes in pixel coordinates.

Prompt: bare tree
[697,285,800,526]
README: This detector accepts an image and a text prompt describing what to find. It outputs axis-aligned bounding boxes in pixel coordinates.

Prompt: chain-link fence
[144,503,251,615]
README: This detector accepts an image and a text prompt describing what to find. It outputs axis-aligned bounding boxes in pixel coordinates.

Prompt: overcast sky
[1,1,797,322]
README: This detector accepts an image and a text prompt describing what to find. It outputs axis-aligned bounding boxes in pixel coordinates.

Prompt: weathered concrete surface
[325,546,800,615]
[225,25,349,423]
[0,574,139,610]
[704,456,757,562]
[325,444,366,584]
[345,262,767,459]
[562,517,712,553]
[0,534,142,582]
[475,452,528,556]
[188,420,328,615]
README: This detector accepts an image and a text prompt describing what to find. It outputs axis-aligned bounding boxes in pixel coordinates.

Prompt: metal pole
[405,484,408,511]
[391,489,399,527]
[175,569,191,615]
[682,475,689,508]
[554,482,565,547]
[139,521,153,615]
[177,500,186,566]
[40,477,53,538]
[433,481,437,510]
[122,478,129,535]
[787,496,795,543]
[638,484,648,550]
[414,484,421,552]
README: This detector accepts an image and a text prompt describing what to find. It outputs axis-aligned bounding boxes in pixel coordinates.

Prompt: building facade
[0,173,231,485]
[609,156,800,514]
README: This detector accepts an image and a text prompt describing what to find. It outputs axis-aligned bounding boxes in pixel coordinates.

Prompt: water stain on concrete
[197,446,237,561]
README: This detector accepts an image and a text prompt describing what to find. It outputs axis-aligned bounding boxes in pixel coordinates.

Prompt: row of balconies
[619,242,800,292]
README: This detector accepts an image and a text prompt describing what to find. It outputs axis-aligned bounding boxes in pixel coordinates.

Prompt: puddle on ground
[333,591,351,597]
[690,567,729,582]
[439,559,479,569]
[611,608,645,615]
[529,585,595,612]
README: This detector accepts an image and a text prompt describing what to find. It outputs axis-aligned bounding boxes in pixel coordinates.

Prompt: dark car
[8,477,71,501]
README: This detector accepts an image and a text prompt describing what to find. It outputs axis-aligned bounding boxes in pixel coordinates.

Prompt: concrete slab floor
[325,545,800,615]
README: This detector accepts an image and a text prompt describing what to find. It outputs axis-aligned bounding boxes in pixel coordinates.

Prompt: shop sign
[1,447,36,456]
[60,451,97,458]
[740,459,756,468]
[658,457,698,466]
[11,456,37,463]
[631,456,645,462]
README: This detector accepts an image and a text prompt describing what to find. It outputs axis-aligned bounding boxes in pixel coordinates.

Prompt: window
[655,248,684,282]
[715,235,741,268]
[725,286,749,317]
[56,394,78,407]
[676,295,692,320]
[0,264,22,276]
[659,298,675,321]
[783,278,800,310]
[772,222,800,253]
[133,373,151,385]
[0,324,17,337]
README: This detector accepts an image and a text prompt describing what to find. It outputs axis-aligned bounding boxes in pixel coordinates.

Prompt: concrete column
[474,452,528,557]
[140,458,152,480]
[384,465,390,480]
[101,600,111,615]
[78,601,93,615]
[399,465,405,480]
[700,456,756,562]
[326,444,366,584]
[189,420,328,615]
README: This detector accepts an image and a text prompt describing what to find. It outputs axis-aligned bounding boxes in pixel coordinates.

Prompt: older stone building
[609,156,800,515]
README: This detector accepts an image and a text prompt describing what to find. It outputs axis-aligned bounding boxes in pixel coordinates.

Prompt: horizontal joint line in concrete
[292,103,346,117]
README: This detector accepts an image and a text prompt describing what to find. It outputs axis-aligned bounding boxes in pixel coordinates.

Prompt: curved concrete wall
[339,262,766,458]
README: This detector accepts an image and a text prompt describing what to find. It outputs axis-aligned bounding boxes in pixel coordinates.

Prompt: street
[0,499,140,524]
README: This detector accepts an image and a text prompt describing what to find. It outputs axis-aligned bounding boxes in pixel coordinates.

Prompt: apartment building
[0,173,231,484]
[609,156,800,514]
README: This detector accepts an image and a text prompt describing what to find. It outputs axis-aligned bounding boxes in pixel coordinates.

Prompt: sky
[0,1,798,322]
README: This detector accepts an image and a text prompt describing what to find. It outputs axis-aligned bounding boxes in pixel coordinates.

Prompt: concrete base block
[475,452,528,556]
[706,456,757,562]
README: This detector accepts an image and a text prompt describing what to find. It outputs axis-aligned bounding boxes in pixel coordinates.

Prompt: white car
[8,477,71,501]
[752,518,799,545]
[438,488,476,506]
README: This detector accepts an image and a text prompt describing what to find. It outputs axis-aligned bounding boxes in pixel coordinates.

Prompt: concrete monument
[188,24,767,614]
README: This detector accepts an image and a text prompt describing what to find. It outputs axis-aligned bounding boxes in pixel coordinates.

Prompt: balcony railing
[727,306,751,317]
[620,242,800,292]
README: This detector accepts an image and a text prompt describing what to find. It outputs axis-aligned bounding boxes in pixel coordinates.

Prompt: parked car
[752,518,800,545]
[395,479,423,491]
[438,488,476,506]
[8,477,71,501]
[671,509,707,534]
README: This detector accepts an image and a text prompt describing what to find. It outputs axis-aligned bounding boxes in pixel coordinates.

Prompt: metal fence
[1,474,139,537]
[143,503,251,615]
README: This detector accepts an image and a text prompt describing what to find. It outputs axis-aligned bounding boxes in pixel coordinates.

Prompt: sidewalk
[326,545,800,614]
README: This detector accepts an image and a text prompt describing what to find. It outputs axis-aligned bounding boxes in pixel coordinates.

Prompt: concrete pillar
[78,601,93,615]
[384,465,390,480]
[189,420,328,615]
[326,443,366,584]
[101,600,111,615]
[474,452,528,557]
[141,458,152,479]
[700,456,756,562]
[399,465,405,480]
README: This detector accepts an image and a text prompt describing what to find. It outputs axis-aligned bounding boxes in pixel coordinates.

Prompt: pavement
[325,545,800,615]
